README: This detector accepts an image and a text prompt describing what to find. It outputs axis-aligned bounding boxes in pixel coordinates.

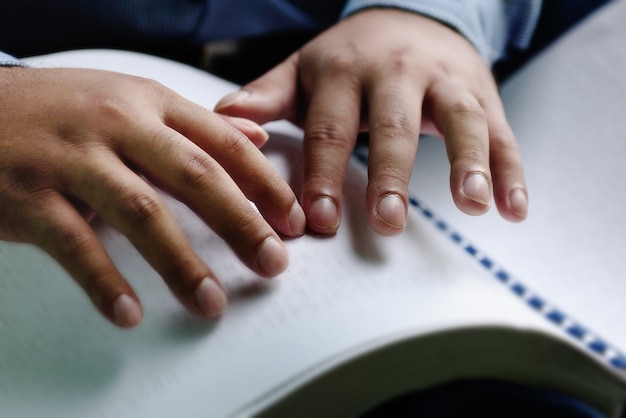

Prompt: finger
[108,116,292,276]
[28,191,143,328]
[162,97,306,238]
[428,81,492,216]
[216,114,269,148]
[66,154,229,317]
[302,69,362,234]
[482,100,529,222]
[365,76,424,236]
[214,54,302,125]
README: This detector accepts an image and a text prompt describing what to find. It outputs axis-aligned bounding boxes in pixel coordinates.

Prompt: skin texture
[0,67,306,328]
[215,8,529,236]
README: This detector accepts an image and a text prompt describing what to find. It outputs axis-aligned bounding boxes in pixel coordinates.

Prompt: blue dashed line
[436,220,448,231]
[465,245,477,256]
[495,270,510,282]
[589,340,608,355]
[611,356,626,369]
[511,283,526,296]
[398,188,626,369]
[547,310,565,325]
[567,325,586,340]
[479,257,493,269]
[528,297,544,310]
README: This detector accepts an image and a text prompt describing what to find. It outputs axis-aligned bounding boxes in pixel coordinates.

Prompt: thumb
[214,53,301,125]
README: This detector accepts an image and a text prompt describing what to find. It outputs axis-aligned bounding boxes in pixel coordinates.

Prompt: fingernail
[289,202,306,236]
[113,294,143,328]
[510,188,528,219]
[375,193,406,229]
[216,90,250,109]
[256,237,288,277]
[462,172,491,206]
[308,196,340,231]
[234,117,269,143]
[194,278,228,317]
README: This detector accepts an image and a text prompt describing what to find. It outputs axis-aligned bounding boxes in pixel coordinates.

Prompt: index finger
[161,93,306,237]
[66,153,230,318]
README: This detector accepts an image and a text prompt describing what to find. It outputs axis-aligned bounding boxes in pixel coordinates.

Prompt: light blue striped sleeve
[341,0,543,64]
[0,51,24,66]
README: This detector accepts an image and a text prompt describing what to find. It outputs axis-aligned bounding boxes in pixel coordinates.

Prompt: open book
[2,2,626,416]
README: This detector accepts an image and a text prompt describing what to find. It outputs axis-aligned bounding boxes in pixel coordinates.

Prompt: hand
[215,8,529,236]
[0,67,306,328]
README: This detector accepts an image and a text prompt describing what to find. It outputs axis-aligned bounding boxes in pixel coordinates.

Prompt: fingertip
[112,294,143,328]
[372,193,407,236]
[256,237,289,277]
[502,187,529,222]
[288,201,306,237]
[510,188,529,219]
[307,196,340,234]
[215,89,250,111]
[461,172,491,206]
[215,54,299,123]
[193,277,228,317]
[219,115,269,148]
[457,171,491,215]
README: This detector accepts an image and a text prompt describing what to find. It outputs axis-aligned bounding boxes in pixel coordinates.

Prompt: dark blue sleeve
[0,0,346,58]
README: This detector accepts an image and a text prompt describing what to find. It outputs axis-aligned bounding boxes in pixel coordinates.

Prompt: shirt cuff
[0,51,24,66]
[340,0,542,64]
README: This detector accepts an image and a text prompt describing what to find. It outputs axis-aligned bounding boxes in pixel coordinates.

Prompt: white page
[0,50,567,418]
[410,1,626,361]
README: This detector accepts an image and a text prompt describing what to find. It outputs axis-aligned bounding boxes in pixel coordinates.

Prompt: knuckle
[376,165,409,185]
[489,130,510,149]
[89,94,133,123]
[2,164,46,195]
[123,190,163,225]
[135,75,165,91]
[325,52,357,75]
[180,152,219,188]
[372,112,415,140]
[220,128,251,157]
[449,150,484,168]
[306,123,350,149]
[447,95,483,119]
[148,127,176,149]
[53,227,94,260]
[228,211,264,243]
[89,76,164,124]
[135,76,173,103]
[125,74,168,97]
[448,139,488,170]
[386,47,413,74]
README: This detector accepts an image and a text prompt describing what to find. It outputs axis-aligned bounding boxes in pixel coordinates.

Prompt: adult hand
[215,8,528,236]
[0,67,306,328]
